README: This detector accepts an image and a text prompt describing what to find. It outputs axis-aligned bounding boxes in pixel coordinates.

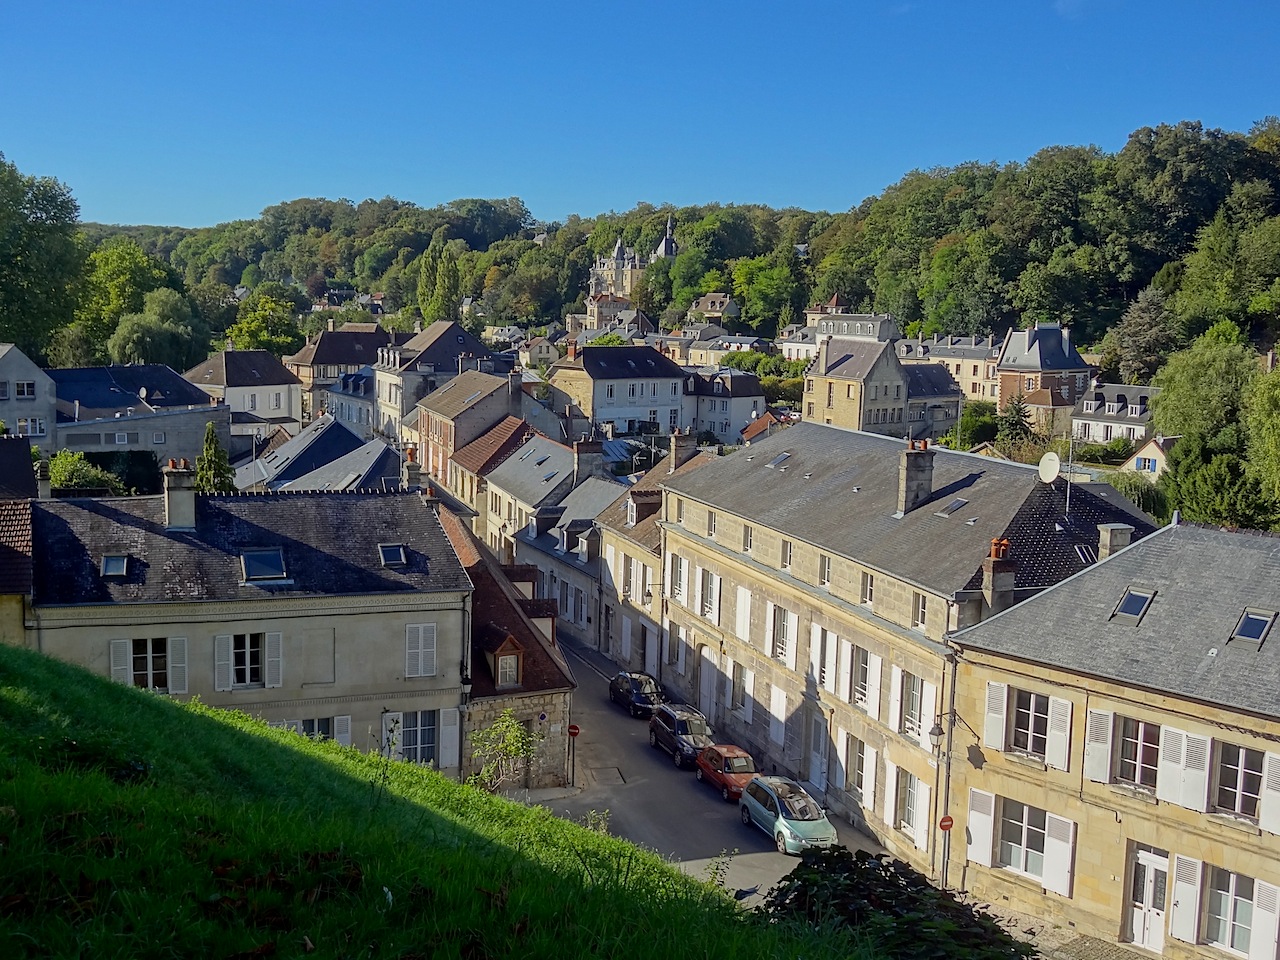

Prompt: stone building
[896,334,1002,403]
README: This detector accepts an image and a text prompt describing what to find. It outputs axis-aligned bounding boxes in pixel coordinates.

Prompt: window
[898,768,920,832]
[675,498,684,523]
[1215,742,1264,819]
[1113,588,1154,624]
[707,511,716,537]
[848,735,868,800]
[1233,609,1275,645]
[0,382,7,400]
[379,543,407,566]
[130,637,168,691]
[742,524,753,552]
[114,431,129,445]
[401,709,438,765]
[405,624,437,678]
[15,381,35,399]
[771,604,792,662]
[819,554,831,587]
[248,394,257,411]
[731,661,746,710]
[574,587,585,623]
[860,571,874,606]
[669,408,679,429]
[628,383,637,399]
[671,382,679,396]
[998,799,1047,878]
[242,548,287,581]
[298,717,333,739]
[781,539,793,570]
[153,431,166,444]
[498,654,519,687]
[606,384,615,400]
[671,555,685,600]
[911,591,927,630]
[699,567,716,619]
[901,672,924,737]
[1116,717,1160,789]
[101,554,128,577]
[1206,867,1258,954]
[1011,689,1050,758]
[232,633,265,687]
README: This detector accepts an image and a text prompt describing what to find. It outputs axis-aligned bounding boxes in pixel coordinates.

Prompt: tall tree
[224,295,304,356]
[424,247,460,323]
[75,236,181,356]
[1100,286,1181,384]
[1149,334,1257,441]
[194,421,235,494]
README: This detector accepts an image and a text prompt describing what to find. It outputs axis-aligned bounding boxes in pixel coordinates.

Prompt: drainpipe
[939,644,960,892]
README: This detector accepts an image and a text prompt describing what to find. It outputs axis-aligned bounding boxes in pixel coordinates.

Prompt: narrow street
[543,641,883,903]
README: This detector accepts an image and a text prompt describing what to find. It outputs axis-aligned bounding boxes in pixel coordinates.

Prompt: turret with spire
[653,214,678,261]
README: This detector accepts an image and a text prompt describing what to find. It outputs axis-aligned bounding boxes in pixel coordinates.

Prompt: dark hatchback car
[648,703,714,768]
[608,671,664,718]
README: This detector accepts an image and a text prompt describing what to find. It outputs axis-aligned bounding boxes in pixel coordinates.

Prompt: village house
[413,370,523,482]
[234,414,366,492]
[547,344,686,438]
[482,433,581,562]
[325,366,378,439]
[0,343,56,442]
[995,321,1092,427]
[1072,381,1160,445]
[683,367,765,444]
[186,349,304,436]
[686,335,772,367]
[687,293,741,327]
[284,322,408,422]
[519,337,560,369]
[896,334,1002,402]
[446,416,535,545]
[1120,434,1178,480]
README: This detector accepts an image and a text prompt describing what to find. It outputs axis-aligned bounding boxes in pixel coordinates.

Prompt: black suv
[608,671,664,718]
[648,704,714,768]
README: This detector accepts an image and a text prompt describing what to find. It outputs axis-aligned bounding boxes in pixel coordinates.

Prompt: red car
[694,745,758,802]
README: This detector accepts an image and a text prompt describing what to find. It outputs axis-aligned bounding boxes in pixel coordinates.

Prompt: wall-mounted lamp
[460,673,473,708]
[643,587,653,607]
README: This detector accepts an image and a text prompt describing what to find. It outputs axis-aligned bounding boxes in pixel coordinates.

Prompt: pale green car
[739,775,838,855]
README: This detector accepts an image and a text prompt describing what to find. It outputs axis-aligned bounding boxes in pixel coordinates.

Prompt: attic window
[1232,609,1275,645]
[242,548,287,582]
[626,500,637,526]
[379,544,407,567]
[101,554,128,577]
[935,497,969,517]
[766,452,791,469]
[1112,587,1154,624]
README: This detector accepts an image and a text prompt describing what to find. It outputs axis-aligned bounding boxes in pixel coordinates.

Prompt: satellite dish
[1038,451,1061,484]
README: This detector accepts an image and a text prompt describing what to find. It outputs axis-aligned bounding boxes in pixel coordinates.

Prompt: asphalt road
[546,643,883,904]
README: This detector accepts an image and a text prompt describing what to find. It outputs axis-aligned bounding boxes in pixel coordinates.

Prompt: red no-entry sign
[568,724,580,738]
[939,815,954,832]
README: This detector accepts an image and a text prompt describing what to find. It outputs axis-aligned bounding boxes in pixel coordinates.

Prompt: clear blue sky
[2,1,1276,228]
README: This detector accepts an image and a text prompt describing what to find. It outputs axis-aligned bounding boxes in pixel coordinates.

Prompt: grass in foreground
[0,644,876,960]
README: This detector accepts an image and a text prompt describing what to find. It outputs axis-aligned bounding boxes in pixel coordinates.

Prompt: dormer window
[1105,402,1120,415]
[101,554,128,577]
[1083,400,1097,413]
[497,654,519,687]
[1128,404,1140,417]
[379,544,407,567]
[626,500,637,526]
[1232,609,1275,646]
[242,548,287,582]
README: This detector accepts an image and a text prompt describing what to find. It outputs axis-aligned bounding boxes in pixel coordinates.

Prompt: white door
[807,713,828,793]
[1130,849,1168,953]
[698,646,717,722]
[643,622,658,677]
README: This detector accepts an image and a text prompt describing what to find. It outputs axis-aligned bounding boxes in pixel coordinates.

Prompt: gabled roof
[904,364,962,400]
[450,417,534,476]
[740,409,783,443]
[0,499,33,595]
[416,370,508,419]
[48,364,213,421]
[572,346,685,381]
[278,439,401,492]
[664,422,1158,596]
[327,365,377,398]
[953,523,1280,721]
[516,476,626,567]
[485,434,575,508]
[0,437,36,500]
[1073,382,1160,423]
[819,338,892,380]
[687,368,765,398]
[776,325,818,345]
[234,414,365,490]
[897,334,1002,361]
[597,449,718,552]
[284,329,400,367]
[996,322,1090,372]
[186,350,301,389]
[388,321,494,373]
[32,491,470,605]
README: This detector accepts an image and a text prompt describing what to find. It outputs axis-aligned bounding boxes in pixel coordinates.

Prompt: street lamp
[643,587,653,607]
[460,673,473,709]
[928,721,945,752]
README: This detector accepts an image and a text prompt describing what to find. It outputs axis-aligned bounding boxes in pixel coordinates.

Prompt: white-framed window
[232,633,264,687]
[998,798,1047,878]
[1206,866,1257,955]
[606,384,615,400]
[574,587,585,624]
[405,623,437,678]
[853,646,871,706]
[498,654,518,687]
[153,431,166,444]
[1116,716,1160,789]
[860,571,874,606]
[675,498,684,523]
[911,591,927,630]
[985,683,1072,771]
[670,555,685,600]
[1011,689,1050,758]
[130,637,168,691]
[272,392,282,409]
[901,671,924,738]
[742,524,753,552]
[1215,742,1264,819]
[819,554,832,587]
[15,381,35,399]
[771,604,792,662]
[707,510,716,537]
[848,734,868,801]
[402,709,438,764]
[781,539,793,570]
[898,768,920,832]
[248,394,257,411]
[298,717,333,739]
[17,417,46,437]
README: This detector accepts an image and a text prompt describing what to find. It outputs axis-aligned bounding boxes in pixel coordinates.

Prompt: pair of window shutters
[692,566,721,625]
[808,625,840,696]
[888,667,938,750]
[966,788,1076,897]
[110,638,188,694]
[983,682,1071,771]
[406,624,437,678]
[833,732,878,812]
[382,710,456,765]
[1168,855,1280,957]
[213,633,282,692]
[603,545,615,590]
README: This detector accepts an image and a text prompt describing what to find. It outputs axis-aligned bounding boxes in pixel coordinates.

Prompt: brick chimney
[668,428,697,473]
[567,338,578,361]
[897,438,935,515]
[982,538,1016,617]
[401,445,422,492]
[573,440,605,483]
[1097,523,1134,561]
[162,458,197,531]
[36,458,50,499]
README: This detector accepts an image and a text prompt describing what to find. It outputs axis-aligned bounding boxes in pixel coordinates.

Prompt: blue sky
[1,1,1276,228]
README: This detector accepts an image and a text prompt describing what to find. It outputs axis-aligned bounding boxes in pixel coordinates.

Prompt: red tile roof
[0,499,34,596]
[450,417,534,475]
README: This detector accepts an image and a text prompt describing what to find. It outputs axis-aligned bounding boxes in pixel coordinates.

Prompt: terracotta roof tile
[0,499,33,595]
[450,417,534,475]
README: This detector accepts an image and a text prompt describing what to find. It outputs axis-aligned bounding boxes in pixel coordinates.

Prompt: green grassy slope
[0,644,874,960]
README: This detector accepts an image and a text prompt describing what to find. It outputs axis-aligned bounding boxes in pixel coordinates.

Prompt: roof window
[766,452,791,469]
[1232,609,1275,646]
[242,548,287,582]
[1111,587,1154,624]
[935,497,969,517]
[101,554,128,577]
[379,544,407,567]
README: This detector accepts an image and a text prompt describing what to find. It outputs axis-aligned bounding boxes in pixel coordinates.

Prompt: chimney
[897,438,935,515]
[567,339,578,361]
[982,538,1016,616]
[1097,523,1133,561]
[413,319,422,334]
[402,445,422,491]
[36,458,50,499]
[327,317,336,332]
[508,368,524,418]
[162,458,197,530]
[668,428,696,473]
[573,440,605,483]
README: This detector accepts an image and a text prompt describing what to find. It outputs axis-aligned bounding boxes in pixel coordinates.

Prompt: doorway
[642,622,658,677]
[698,645,717,722]
[1129,844,1168,953]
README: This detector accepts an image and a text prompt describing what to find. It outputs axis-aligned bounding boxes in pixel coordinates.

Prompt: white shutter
[334,715,352,746]
[889,665,903,733]
[863,745,877,811]
[420,624,437,677]
[679,556,689,605]
[838,639,853,703]
[865,653,881,721]
[823,633,838,695]
[439,708,460,768]
[913,780,931,851]
[382,711,403,760]
[1168,855,1201,943]
[784,611,798,672]
[742,669,754,725]
[621,615,632,661]
[966,788,995,867]
[405,626,422,678]
[692,565,704,617]
[1045,696,1072,771]
[769,686,786,745]
[983,682,1007,750]
[604,545,616,589]
[110,639,129,684]
[735,586,751,643]
[1261,753,1280,836]
[1156,726,1186,804]
[676,625,686,675]
[663,549,671,598]
[1250,881,1280,960]
[710,574,721,626]
[214,635,233,691]
[1182,733,1210,812]
[1083,709,1113,782]
[883,760,898,828]
[1042,813,1075,897]
[265,632,283,689]
[834,726,848,789]
[809,624,823,686]
[723,656,734,708]
[168,638,188,694]
[918,681,937,749]
[764,601,776,657]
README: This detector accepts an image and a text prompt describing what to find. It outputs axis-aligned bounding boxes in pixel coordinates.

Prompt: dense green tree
[1159,433,1274,529]
[1105,470,1168,521]
[1098,286,1181,384]
[1149,334,1257,440]
[996,394,1035,446]
[586,333,628,346]
[49,449,125,494]
[423,247,460,323]
[945,400,998,449]
[45,324,99,368]
[194,421,234,494]
[0,153,83,356]
[224,295,304,356]
[75,236,182,358]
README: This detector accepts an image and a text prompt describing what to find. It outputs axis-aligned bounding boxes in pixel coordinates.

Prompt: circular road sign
[568,724,581,738]
[939,815,954,832]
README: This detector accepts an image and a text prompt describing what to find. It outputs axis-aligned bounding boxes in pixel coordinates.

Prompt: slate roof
[0,499,33,595]
[515,477,624,576]
[575,346,685,381]
[285,329,400,367]
[186,350,301,389]
[996,323,1090,372]
[952,523,1280,721]
[819,338,892,380]
[278,440,401,492]
[450,417,534,476]
[485,434,575,508]
[777,325,819,345]
[897,334,1001,361]
[904,364,962,400]
[234,414,365,490]
[327,366,376,400]
[417,370,508,419]
[48,364,213,421]
[687,368,765,398]
[1073,382,1159,425]
[390,321,493,373]
[0,437,36,499]
[597,449,719,553]
[31,491,470,605]
[663,422,1158,596]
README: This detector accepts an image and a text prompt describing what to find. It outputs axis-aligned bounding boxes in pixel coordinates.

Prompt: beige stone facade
[802,345,908,435]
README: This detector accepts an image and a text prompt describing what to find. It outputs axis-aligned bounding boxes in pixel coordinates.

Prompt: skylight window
[935,497,969,517]
[766,452,791,469]
[242,548,287,582]
[101,554,128,577]
[1232,609,1275,645]
[535,456,549,467]
[542,471,558,482]
[379,544,407,567]
[1112,587,1154,624]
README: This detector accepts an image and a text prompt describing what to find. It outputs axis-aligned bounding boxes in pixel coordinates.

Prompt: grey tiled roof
[279,440,401,491]
[996,323,1090,372]
[485,434,575,508]
[31,491,471,605]
[662,422,1157,596]
[904,364,962,399]
[49,364,214,420]
[516,477,626,568]
[234,415,364,490]
[820,339,891,380]
[1072,382,1159,425]
[578,346,684,381]
[416,370,507,418]
[186,350,301,389]
[952,523,1280,720]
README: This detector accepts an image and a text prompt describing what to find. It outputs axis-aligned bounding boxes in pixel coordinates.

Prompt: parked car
[694,745,758,802]
[739,776,838,855]
[648,703,714,768]
[608,671,664,718]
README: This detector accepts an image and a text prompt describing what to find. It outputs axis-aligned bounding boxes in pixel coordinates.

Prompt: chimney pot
[982,538,1016,616]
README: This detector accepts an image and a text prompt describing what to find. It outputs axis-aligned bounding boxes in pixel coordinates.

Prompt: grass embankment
[0,644,875,960]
